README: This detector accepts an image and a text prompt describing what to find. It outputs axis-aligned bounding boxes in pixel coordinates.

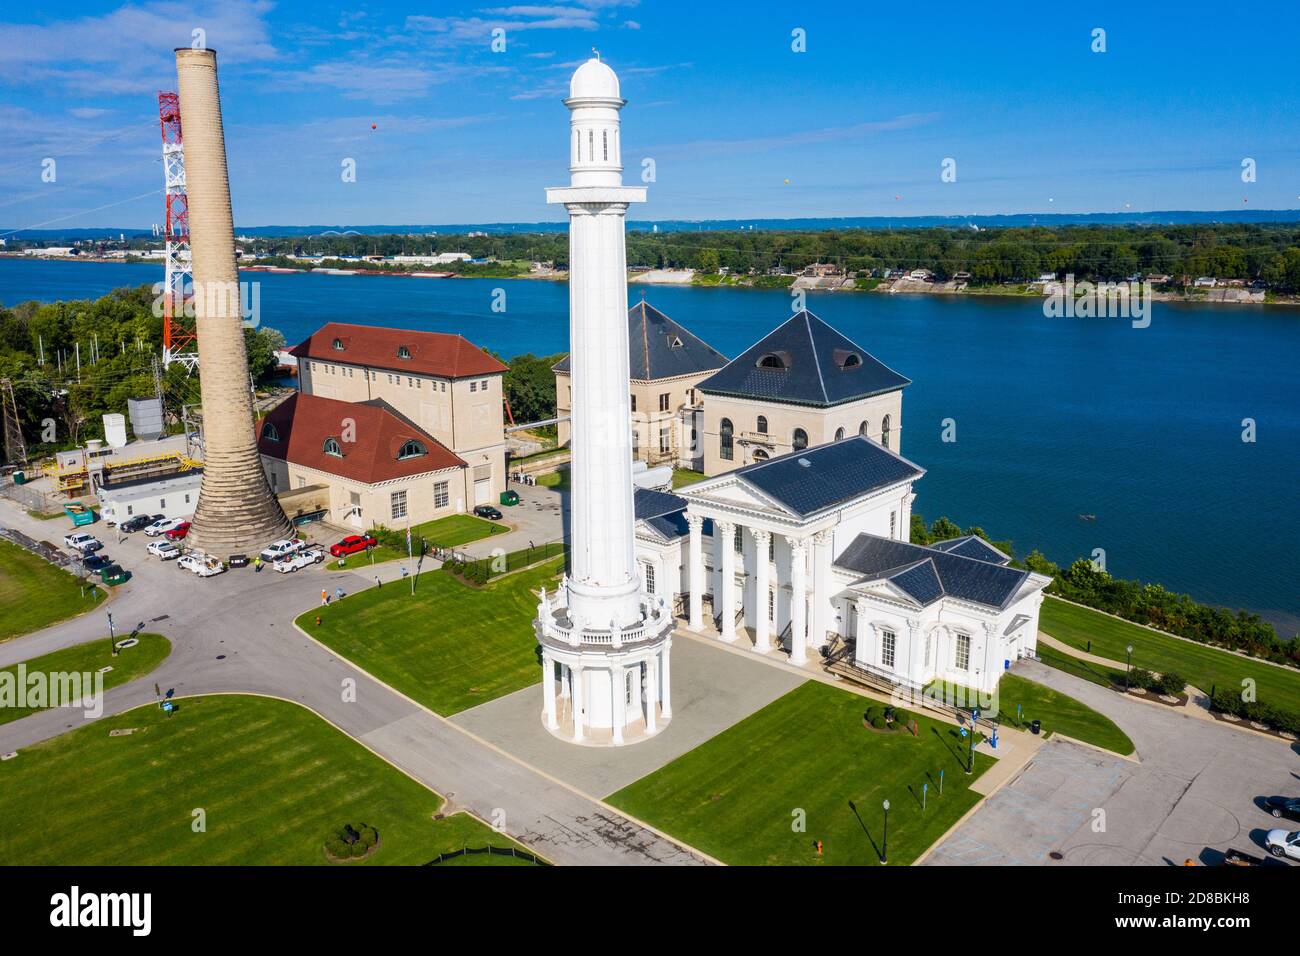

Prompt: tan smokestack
[175,47,292,557]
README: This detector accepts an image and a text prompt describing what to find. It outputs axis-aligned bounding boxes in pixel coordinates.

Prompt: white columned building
[536,56,674,746]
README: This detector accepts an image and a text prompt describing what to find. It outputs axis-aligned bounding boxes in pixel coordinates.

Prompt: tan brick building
[554,302,727,467]
[291,322,507,507]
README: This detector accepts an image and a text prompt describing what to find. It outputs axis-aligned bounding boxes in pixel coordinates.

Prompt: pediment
[682,477,795,517]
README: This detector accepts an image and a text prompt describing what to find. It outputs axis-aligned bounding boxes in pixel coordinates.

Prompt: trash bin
[12,471,25,485]
[1030,719,1041,735]
[228,554,249,568]
[500,490,520,506]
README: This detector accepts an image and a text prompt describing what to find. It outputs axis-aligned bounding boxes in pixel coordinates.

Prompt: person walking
[321,588,328,607]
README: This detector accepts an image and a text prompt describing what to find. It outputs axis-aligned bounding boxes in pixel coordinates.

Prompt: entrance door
[474,478,491,506]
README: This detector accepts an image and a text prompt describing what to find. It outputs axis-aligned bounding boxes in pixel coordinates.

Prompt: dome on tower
[569,56,620,99]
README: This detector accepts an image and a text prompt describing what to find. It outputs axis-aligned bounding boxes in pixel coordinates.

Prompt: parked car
[144,517,186,537]
[1264,829,1300,861]
[147,540,181,560]
[1264,796,1300,822]
[119,514,161,534]
[473,505,504,520]
[81,553,114,573]
[259,538,304,563]
[273,547,324,573]
[63,532,103,553]
[179,553,225,577]
[164,521,192,541]
[329,534,378,558]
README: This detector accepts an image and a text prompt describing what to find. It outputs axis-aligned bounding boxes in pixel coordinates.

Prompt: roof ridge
[803,309,830,404]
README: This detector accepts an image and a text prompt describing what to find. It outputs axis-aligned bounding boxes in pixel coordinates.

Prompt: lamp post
[1125,644,1134,690]
[881,799,890,864]
[108,612,116,657]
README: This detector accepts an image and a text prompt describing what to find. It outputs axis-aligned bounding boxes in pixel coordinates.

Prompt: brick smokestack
[175,47,292,557]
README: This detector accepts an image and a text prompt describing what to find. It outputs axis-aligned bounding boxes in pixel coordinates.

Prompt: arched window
[757,353,786,369]
[720,418,734,461]
[752,449,769,461]
[397,345,411,359]
[792,428,808,451]
[331,338,344,351]
[841,352,861,367]
[397,439,427,460]
[834,427,845,441]
[756,415,768,434]
[323,437,343,458]
[858,420,869,437]
[261,421,279,442]
[881,414,892,449]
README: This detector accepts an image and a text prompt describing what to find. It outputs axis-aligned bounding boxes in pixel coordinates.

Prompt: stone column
[611,663,625,745]
[811,529,833,651]
[789,538,808,665]
[687,514,704,630]
[718,520,736,641]
[543,650,558,730]
[751,528,771,652]
[660,643,673,718]
[571,666,585,743]
[644,657,658,733]
[174,48,291,558]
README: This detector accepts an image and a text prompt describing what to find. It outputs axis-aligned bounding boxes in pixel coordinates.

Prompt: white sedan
[144,517,186,537]
[272,547,324,573]
[1265,829,1300,861]
[147,540,181,560]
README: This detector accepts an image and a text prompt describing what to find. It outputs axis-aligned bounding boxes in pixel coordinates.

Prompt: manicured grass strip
[996,674,1133,755]
[0,538,101,643]
[1036,642,1122,690]
[608,680,993,866]
[303,558,562,716]
[671,468,708,489]
[1042,598,1300,713]
[332,514,507,570]
[0,633,171,725]
[0,694,536,865]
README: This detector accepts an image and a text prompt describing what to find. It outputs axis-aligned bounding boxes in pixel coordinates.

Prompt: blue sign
[972,708,980,720]
[959,727,969,738]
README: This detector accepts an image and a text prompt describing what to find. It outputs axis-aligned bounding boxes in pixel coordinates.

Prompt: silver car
[1265,828,1300,861]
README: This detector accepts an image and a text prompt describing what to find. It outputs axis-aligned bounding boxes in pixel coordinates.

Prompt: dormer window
[397,346,411,359]
[842,353,860,367]
[261,422,279,442]
[323,437,343,458]
[757,352,788,370]
[667,335,683,348]
[331,338,344,351]
[397,439,427,460]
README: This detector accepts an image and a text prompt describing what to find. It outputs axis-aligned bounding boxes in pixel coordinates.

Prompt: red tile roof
[257,392,465,485]
[290,322,507,378]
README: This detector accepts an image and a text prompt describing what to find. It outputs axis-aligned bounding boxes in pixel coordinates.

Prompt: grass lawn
[0,694,538,865]
[1,633,171,725]
[302,558,562,715]
[328,513,506,570]
[608,680,992,866]
[0,538,102,643]
[535,469,569,492]
[671,468,708,489]
[1041,597,1300,713]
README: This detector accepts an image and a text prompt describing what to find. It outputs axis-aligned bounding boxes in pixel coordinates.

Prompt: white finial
[592,47,600,61]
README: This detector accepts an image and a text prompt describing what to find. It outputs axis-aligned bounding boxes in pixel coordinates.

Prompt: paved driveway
[924,660,1300,866]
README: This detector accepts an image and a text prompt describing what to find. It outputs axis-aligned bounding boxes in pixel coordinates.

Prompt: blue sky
[2,0,1298,230]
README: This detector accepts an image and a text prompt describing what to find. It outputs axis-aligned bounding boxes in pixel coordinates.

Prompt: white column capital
[716,518,735,535]
[686,512,705,532]
[789,536,809,557]
[749,526,770,545]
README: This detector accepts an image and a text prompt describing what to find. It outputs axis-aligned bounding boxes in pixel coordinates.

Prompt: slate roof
[928,535,1011,565]
[291,322,507,379]
[553,301,728,381]
[697,310,910,407]
[257,393,465,485]
[633,487,708,540]
[835,534,1031,610]
[724,435,923,518]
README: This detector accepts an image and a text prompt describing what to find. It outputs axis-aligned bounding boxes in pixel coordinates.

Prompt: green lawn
[0,694,538,865]
[328,513,506,570]
[671,468,708,489]
[1,633,171,725]
[608,680,993,866]
[0,538,102,643]
[535,469,569,492]
[302,558,561,715]
[1041,597,1300,713]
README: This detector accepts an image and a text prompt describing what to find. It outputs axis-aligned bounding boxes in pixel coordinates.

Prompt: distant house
[951,271,972,281]
[1194,276,1217,288]
[1146,274,1171,285]
[803,262,843,278]
[907,269,934,281]
[1034,272,1057,284]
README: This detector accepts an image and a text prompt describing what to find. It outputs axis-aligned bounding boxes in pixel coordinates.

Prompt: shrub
[1157,671,1185,695]
[325,836,350,859]
[1210,688,1244,717]
[864,706,882,724]
[1126,668,1155,691]
[891,707,912,727]
[870,715,887,730]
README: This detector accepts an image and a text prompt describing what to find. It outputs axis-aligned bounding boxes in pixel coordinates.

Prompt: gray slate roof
[835,534,1030,610]
[697,310,910,407]
[729,435,923,518]
[633,487,707,540]
[928,535,1011,565]
[553,301,728,381]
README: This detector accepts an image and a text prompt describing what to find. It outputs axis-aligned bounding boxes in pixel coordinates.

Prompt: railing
[423,845,549,866]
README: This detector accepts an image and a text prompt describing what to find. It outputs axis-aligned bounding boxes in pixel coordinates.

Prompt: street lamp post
[881,799,890,864]
[1125,644,1134,690]
[108,612,116,657]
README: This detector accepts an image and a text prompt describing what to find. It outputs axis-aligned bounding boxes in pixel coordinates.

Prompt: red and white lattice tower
[157,91,197,370]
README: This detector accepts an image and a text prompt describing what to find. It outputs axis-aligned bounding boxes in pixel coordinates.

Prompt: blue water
[3,258,1297,633]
